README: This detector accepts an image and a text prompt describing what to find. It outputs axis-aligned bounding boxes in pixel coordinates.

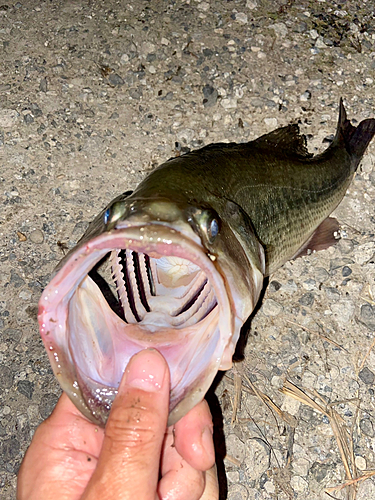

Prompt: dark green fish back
[134,101,375,274]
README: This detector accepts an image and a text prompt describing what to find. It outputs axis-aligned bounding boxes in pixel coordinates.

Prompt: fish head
[38,192,264,426]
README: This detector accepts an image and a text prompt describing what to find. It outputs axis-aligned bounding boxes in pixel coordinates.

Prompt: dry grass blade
[280,380,329,417]
[326,470,375,493]
[231,367,242,425]
[281,381,368,499]
[359,295,375,306]
[358,336,375,373]
[285,320,347,352]
[225,454,241,467]
[328,409,353,481]
[243,374,297,427]
[224,373,254,392]
[325,492,343,500]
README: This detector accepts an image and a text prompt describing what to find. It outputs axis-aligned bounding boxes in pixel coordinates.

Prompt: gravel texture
[1,1,375,499]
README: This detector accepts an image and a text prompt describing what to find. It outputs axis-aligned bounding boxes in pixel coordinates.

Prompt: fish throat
[102,250,218,327]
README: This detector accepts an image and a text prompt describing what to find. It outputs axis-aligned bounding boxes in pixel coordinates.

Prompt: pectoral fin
[292,217,340,259]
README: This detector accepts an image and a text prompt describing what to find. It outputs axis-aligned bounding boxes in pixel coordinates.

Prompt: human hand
[17,349,218,500]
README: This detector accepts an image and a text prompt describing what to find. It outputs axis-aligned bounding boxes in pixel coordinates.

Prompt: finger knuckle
[105,401,159,451]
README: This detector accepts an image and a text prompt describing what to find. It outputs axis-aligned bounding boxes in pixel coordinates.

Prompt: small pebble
[108,73,124,86]
[360,304,375,330]
[24,113,34,124]
[315,37,327,49]
[234,12,248,25]
[226,434,246,464]
[270,22,288,38]
[359,418,375,437]
[202,84,218,108]
[17,380,34,399]
[299,293,314,307]
[262,298,283,316]
[269,280,281,292]
[342,266,352,277]
[302,278,316,291]
[264,481,275,493]
[246,0,257,8]
[264,117,277,128]
[244,440,270,479]
[0,365,13,389]
[221,98,237,109]
[290,476,309,493]
[325,287,340,300]
[338,239,354,254]
[226,470,239,483]
[1,437,20,462]
[0,109,19,127]
[39,77,48,92]
[29,229,44,244]
[359,367,375,385]
[176,128,194,144]
[292,457,310,476]
[300,90,311,102]
[355,456,367,470]
[19,290,32,301]
[39,393,60,419]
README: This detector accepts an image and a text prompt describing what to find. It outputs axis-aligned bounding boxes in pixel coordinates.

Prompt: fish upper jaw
[108,196,204,246]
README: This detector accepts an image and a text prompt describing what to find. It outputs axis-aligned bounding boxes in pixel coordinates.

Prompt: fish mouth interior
[40,225,230,426]
[89,250,218,328]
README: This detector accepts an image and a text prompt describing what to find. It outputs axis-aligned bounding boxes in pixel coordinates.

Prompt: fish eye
[193,209,220,245]
[103,208,111,225]
[186,206,221,245]
[103,202,127,229]
[200,213,220,245]
[209,218,219,240]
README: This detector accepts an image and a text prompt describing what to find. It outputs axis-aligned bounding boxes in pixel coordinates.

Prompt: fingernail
[122,349,167,393]
[201,425,215,458]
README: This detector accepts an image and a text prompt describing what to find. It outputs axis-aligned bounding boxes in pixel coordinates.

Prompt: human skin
[17,349,219,500]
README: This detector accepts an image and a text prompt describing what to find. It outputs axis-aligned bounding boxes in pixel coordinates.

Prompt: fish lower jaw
[68,272,223,426]
[70,270,221,365]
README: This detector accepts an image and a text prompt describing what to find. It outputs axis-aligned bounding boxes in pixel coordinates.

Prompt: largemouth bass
[38,100,375,426]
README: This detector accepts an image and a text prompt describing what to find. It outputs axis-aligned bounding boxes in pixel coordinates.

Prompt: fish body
[38,100,375,426]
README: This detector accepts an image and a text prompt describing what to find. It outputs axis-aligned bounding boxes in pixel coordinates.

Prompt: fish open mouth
[39,224,232,426]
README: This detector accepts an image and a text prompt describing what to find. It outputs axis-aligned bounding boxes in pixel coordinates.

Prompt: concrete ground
[1,0,375,498]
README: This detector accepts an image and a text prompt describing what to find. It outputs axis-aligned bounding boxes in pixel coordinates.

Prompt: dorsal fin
[253,124,313,159]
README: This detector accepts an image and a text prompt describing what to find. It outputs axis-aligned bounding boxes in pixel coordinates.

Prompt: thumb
[81,349,170,500]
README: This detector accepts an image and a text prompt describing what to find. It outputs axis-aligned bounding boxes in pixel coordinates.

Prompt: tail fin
[336,98,375,164]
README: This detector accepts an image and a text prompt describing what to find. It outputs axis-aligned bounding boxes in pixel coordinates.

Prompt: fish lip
[38,223,232,426]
